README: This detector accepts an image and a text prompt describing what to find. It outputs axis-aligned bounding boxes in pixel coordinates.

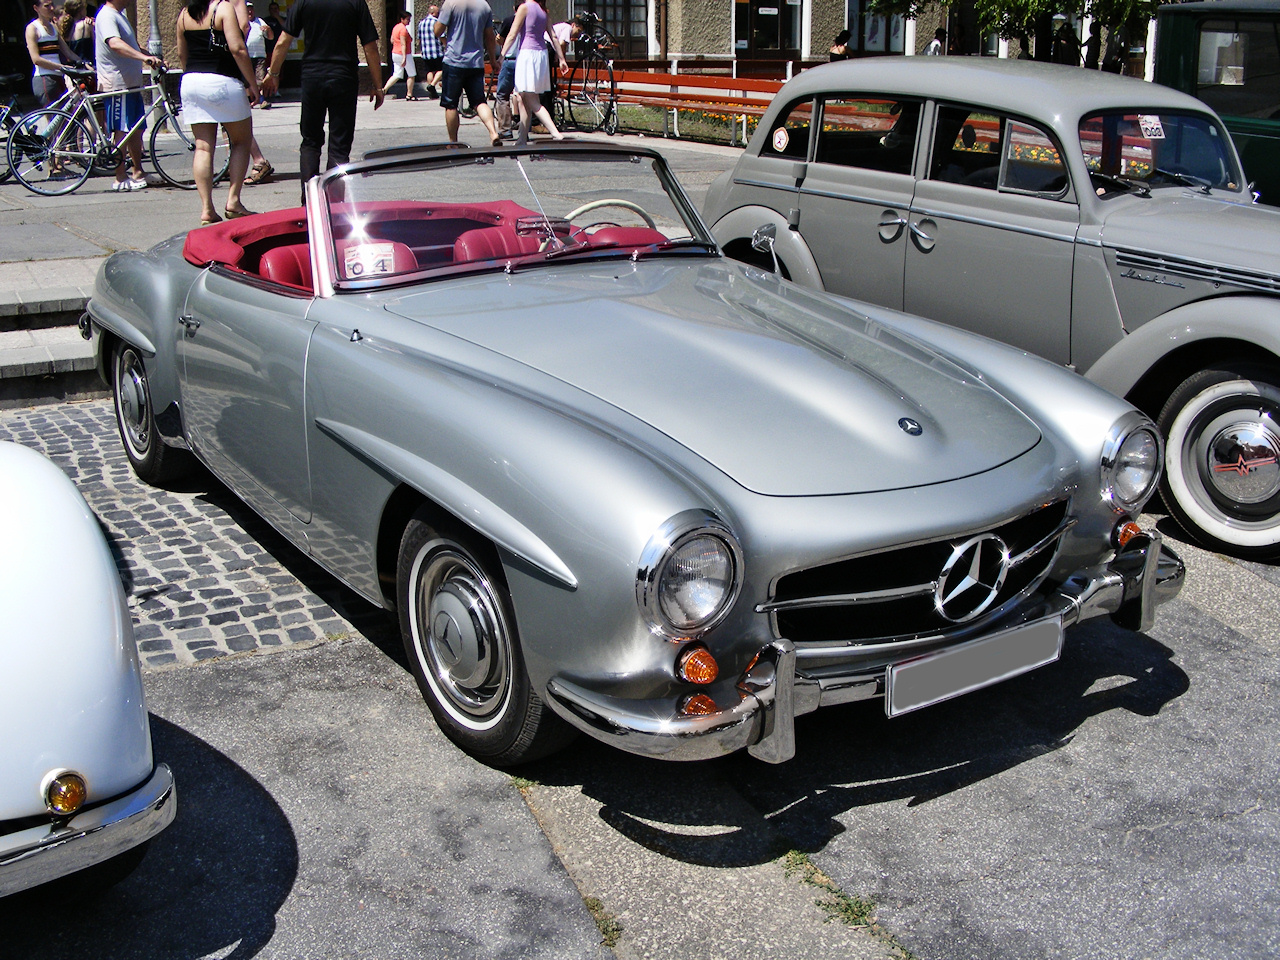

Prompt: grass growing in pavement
[583,896,623,948]
[782,850,918,959]
[508,775,538,793]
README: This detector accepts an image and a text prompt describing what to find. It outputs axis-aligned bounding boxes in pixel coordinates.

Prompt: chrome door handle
[179,315,200,334]
[878,212,907,243]
[908,219,936,253]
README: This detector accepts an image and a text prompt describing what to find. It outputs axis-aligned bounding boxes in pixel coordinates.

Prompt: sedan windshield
[1078,110,1244,197]
[321,149,712,288]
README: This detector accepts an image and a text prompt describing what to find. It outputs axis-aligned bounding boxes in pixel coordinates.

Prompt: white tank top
[32,19,63,76]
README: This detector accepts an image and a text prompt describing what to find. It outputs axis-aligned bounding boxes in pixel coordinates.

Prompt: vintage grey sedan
[704,58,1280,560]
[87,143,1183,766]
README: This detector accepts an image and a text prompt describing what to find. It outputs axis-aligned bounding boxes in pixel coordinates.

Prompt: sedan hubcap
[413,544,512,729]
[1206,420,1280,506]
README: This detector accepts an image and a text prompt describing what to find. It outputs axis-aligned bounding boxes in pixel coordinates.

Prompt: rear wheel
[150,103,229,190]
[397,510,574,766]
[566,56,615,133]
[7,109,93,195]
[1158,363,1280,559]
[112,343,191,484]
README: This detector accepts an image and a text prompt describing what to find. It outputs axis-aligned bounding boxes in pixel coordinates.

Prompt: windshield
[321,149,712,288]
[1078,110,1244,197]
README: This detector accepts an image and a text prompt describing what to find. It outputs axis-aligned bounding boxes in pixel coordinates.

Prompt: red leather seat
[259,244,313,291]
[453,226,541,264]
[588,226,668,249]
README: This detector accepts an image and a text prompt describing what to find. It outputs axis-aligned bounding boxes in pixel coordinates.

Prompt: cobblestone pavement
[0,398,393,670]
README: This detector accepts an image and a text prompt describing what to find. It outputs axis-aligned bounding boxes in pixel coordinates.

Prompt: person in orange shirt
[382,10,418,100]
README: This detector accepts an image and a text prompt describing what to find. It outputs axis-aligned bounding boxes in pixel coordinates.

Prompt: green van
[1155,0,1280,204]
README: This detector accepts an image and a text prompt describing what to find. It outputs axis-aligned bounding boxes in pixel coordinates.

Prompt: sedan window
[930,106,1069,198]
[762,97,813,158]
[1079,110,1244,196]
[813,97,920,175]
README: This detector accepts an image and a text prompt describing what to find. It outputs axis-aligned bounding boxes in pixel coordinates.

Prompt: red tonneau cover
[183,207,308,269]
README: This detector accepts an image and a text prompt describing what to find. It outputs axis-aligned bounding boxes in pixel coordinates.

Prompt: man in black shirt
[261,0,384,202]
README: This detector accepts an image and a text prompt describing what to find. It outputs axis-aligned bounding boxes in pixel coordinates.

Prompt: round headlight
[1102,416,1163,511]
[637,511,743,639]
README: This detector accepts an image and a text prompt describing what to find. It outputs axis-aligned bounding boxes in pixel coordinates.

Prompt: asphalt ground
[0,98,1278,960]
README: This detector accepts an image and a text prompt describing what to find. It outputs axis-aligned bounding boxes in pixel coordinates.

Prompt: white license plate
[886,618,1063,717]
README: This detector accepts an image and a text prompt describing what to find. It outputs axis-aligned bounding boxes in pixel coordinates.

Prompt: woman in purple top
[500,0,565,146]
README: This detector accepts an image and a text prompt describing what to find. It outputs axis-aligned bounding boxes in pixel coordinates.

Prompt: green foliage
[583,896,623,948]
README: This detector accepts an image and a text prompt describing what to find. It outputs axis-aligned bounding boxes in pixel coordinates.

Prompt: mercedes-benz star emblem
[935,534,1010,622]
[898,417,923,436]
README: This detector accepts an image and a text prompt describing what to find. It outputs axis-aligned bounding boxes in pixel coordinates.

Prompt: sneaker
[426,85,439,99]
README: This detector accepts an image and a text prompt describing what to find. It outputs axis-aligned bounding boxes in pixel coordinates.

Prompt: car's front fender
[0,444,153,821]
[709,204,825,290]
[1084,293,1280,399]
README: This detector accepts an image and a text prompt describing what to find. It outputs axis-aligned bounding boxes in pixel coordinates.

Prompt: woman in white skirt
[501,0,566,146]
[176,0,259,224]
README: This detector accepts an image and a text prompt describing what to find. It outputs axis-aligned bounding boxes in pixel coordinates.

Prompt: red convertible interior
[181,201,669,294]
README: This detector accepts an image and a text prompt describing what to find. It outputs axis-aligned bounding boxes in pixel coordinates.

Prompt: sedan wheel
[112,344,189,485]
[397,511,573,765]
[1158,364,1280,559]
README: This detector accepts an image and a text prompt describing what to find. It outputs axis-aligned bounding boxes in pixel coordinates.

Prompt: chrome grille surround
[758,500,1073,666]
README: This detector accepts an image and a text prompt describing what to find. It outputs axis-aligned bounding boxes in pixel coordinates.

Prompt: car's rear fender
[87,241,196,422]
[1083,294,1280,406]
[709,205,825,290]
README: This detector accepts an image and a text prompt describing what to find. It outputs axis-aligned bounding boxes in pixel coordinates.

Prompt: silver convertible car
[86,143,1183,766]
[704,58,1280,560]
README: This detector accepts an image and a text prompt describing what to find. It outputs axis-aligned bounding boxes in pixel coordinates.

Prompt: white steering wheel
[564,198,657,229]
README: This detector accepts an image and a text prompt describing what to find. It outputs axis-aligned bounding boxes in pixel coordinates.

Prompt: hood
[1100,192,1280,282]
[384,261,1041,496]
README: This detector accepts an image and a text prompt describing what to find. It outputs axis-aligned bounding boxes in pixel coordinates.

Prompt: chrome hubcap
[412,544,511,729]
[1206,419,1280,505]
[116,351,151,457]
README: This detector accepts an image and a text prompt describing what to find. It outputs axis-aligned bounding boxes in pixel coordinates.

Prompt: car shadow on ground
[525,619,1190,868]
[0,716,298,960]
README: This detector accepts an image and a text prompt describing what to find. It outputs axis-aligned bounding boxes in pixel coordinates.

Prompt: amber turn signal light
[681,693,718,716]
[677,645,719,684]
[45,772,87,815]
[1113,519,1143,549]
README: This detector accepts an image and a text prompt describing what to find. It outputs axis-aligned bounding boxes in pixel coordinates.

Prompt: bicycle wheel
[0,108,13,184]
[7,109,93,196]
[566,56,615,133]
[150,103,229,190]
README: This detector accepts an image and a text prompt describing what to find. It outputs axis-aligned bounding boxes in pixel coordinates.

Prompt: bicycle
[6,65,229,196]
[561,12,618,135]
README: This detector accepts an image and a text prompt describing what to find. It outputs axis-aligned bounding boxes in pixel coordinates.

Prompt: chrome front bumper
[0,764,176,897]
[547,533,1185,765]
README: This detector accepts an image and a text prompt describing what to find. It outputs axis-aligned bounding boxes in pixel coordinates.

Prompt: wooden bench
[609,70,784,145]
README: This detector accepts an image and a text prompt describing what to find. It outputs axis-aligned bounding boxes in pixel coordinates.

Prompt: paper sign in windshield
[344,242,397,278]
[1138,115,1166,140]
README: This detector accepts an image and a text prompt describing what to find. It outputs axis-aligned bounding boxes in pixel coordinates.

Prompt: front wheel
[1158,363,1280,559]
[397,511,574,766]
[7,109,93,196]
[566,57,614,133]
[113,343,191,484]
[149,104,229,190]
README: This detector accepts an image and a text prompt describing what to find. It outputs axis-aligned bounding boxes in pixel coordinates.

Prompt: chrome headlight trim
[1101,412,1163,513]
[636,509,744,639]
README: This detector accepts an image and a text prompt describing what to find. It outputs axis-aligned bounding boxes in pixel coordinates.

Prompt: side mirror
[750,223,781,274]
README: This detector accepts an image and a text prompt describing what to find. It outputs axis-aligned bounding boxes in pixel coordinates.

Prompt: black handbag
[208,1,229,52]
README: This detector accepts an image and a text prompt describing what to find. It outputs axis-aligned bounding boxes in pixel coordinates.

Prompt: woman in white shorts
[176,0,259,224]
[501,0,566,146]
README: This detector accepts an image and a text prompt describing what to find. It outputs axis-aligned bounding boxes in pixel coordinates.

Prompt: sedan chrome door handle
[908,218,936,253]
[878,212,907,244]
